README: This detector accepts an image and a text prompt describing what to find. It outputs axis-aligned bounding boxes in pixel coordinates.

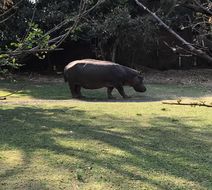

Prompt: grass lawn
[0,80,212,190]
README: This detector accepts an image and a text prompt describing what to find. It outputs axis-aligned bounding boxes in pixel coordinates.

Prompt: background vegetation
[1,0,212,72]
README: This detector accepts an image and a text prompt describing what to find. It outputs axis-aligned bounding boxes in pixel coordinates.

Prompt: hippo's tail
[63,72,67,82]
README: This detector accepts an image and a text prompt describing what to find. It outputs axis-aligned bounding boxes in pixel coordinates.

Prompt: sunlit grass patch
[0,80,211,189]
[0,150,24,172]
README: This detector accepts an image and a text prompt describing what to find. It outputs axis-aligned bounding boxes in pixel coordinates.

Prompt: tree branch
[1,0,105,60]
[134,0,212,64]
[0,48,64,55]
[183,0,212,16]
[0,0,22,18]
[54,0,105,47]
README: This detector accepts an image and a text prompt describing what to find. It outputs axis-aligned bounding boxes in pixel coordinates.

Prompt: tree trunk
[111,38,119,62]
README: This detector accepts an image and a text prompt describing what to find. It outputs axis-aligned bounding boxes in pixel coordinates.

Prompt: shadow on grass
[1,80,212,102]
[0,106,211,189]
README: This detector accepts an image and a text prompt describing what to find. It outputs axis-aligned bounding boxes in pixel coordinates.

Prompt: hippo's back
[64,59,138,89]
[65,59,117,69]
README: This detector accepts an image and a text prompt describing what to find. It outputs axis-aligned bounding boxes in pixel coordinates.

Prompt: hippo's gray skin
[64,59,146,99]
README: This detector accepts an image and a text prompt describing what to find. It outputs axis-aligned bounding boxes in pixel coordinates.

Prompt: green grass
[0,80,212,190]
[0,80,211,101]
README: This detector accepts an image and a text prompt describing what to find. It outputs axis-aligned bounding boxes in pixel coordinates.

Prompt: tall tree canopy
[0,0,212,72]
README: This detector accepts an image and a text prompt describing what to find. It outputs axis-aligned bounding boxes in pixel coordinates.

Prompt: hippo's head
[132,75,146,92]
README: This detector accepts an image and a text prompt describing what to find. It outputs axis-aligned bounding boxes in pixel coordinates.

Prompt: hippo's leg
[75,85,85,99]
[68,83,78,98]
[107,87,116,99]
[115,85,130,99]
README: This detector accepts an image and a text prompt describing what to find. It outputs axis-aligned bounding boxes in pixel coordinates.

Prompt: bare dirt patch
[7,69,211,87]
[143,69,212,87]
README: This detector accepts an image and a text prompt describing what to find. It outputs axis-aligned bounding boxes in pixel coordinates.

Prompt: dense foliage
[0,0,212,72]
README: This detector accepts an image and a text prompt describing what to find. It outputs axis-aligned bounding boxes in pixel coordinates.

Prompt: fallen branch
[0,73,33,100]
[162,101,212,108]
[0,84,25,100]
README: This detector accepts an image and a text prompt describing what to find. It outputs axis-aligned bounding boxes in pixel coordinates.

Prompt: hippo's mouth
[133,86,146,92]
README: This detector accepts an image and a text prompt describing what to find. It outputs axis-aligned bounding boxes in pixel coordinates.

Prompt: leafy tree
[0,0,105,73]
[1,0,212,73]
[134,0,212,65]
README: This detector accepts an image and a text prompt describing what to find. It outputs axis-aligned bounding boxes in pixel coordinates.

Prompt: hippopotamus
[64,59,146,99]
